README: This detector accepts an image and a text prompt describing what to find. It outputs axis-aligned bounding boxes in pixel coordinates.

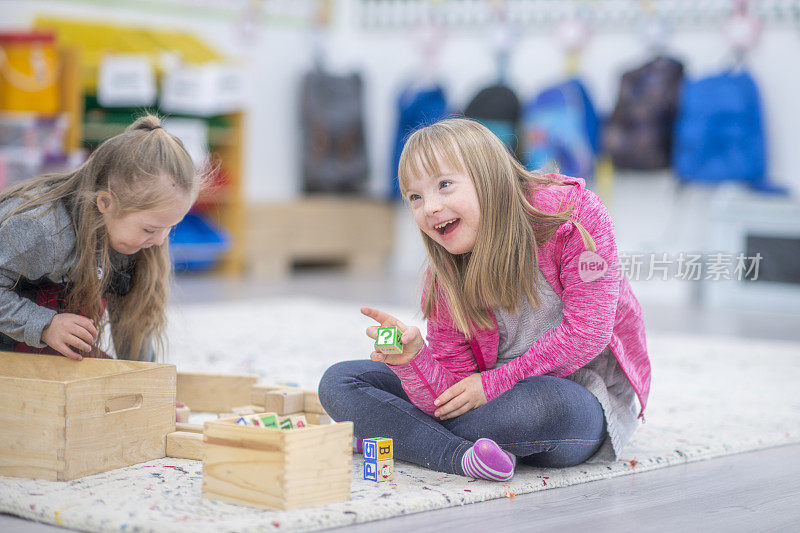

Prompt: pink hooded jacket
[389,176,651,420]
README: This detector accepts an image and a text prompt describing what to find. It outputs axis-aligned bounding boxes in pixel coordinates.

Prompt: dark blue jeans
[318,360,606,475]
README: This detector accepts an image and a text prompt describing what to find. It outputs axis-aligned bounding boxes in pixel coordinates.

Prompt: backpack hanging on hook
[521,78,600,182]
[603,56,684,170]
[299,65,369,195]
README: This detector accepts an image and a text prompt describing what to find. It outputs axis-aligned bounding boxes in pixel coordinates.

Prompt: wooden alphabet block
[250,383,281,407]
[176,422,203,433]
[257,412,279,428]
[363,437,393,460]
[166,431,204,460]
[278,414,307,430]
[232,405,263,415]
[302,389,326,414]
[363,457,393,482]
[177,371,258,413]
[263,388,304,415]
[305,412,332,425]
[175,405,190,423]
[363,458,377,481]
[375,326,403,355]
[247,415,264,427]
[377,459,394,482]
[217,405,264,419]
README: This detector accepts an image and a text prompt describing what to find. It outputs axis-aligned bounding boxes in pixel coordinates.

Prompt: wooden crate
[202,418,353,510]
[0,351,176,481]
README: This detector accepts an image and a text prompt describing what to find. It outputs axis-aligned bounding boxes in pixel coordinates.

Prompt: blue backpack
[521,78,600,181]
[673,70,780,192]
[391,84,449,200]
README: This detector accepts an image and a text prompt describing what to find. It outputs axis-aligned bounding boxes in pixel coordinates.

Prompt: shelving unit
[79,102,246,275]
[45,22,246,275]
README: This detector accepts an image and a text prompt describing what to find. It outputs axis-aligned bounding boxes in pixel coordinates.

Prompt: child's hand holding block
[375,326,403,355]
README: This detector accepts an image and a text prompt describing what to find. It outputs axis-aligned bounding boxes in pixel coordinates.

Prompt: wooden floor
[338,443,800,532]
[3,272,800,532]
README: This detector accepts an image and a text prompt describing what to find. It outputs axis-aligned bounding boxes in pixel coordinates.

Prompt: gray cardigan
[493,268,640,461]
[0,196,153,361]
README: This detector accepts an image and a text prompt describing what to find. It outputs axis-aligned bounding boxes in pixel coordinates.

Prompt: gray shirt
[0,195,152,360]
[493,269,639,461]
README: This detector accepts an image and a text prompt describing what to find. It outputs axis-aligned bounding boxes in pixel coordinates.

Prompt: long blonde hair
[0,114,202,360]
[398,118,596,337]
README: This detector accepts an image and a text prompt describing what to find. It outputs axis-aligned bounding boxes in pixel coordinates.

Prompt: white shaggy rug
[1,297,799,532]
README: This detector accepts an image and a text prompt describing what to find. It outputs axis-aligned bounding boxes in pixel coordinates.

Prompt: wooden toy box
[0,351,176,481]
[202,418,353,510]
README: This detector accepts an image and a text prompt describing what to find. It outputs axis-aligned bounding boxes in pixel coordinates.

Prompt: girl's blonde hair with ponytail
[0,114,204,360]
[398,118,596,337]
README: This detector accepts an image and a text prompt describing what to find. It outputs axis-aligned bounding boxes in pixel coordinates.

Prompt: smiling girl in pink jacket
[318,118,651,482]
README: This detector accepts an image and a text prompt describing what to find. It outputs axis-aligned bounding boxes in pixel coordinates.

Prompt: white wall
[4,0,800,201]
[3,1,800,287]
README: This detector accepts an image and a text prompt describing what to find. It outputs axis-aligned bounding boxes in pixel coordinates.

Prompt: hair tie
[150,125,162,130]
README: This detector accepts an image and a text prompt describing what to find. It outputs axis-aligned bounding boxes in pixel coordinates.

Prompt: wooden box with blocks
[202,417,353,510]
[0,351,176,481]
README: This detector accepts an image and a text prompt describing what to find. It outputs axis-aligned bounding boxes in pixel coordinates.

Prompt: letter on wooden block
[258,413,279,428]
[363,439,377,461]
[363,459,377,481]
[364,437,392,460]
[377,438,393,459]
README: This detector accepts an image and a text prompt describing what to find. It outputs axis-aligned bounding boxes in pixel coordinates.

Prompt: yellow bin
[0,31,59,113]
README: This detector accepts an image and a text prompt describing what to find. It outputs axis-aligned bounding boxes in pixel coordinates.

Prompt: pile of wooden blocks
[166,372,332,461]
[233,412,306,429]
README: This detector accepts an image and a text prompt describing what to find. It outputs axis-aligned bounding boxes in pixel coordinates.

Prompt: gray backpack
[300,68,369,194]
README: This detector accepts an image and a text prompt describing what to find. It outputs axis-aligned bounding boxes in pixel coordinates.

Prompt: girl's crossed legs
[318,360,605,475]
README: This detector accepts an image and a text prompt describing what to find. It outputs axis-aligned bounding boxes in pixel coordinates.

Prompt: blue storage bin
[169,212,231,272]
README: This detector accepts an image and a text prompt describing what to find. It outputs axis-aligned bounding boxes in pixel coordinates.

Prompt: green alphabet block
[375,326,403,355]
